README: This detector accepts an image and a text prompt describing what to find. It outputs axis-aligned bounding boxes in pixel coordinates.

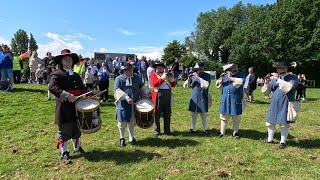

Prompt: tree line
[162,0,320,85]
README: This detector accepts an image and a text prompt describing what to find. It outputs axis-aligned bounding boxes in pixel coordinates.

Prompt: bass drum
[135,98,154,129]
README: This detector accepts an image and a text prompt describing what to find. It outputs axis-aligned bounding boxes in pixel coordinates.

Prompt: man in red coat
[149,62,176,137]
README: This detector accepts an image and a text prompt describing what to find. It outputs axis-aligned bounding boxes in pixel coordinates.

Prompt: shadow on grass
[235,129,295,140]
[7,87,47,94]
[136,137,199,148]
[173,128,219,137]
[287,139,320,149]
[77,149,161,164]
[304,98,319,102]
[252,100,270,104]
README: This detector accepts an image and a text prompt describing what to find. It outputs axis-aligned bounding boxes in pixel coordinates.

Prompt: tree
[29,33,38,51]
[162,40,186,65]
[10,29,29,55]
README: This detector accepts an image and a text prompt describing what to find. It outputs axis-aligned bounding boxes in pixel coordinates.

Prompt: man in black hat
[49,49,87,163]
[185,62,211,135]
[114,63,150,147]
[150,62,176,137]
[262,62,298,149]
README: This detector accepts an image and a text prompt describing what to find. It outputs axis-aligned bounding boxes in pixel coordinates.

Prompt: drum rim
[135,98,154,111]
[75,98,100,112]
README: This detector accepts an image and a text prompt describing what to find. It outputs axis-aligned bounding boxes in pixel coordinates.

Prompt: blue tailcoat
[188,73,211,113]
[114,74,143,122]
[219,72,246,115]
[266,74,298,124]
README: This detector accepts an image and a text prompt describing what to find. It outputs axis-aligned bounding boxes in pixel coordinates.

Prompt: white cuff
[183,80,190,88]
[277,79,293,94]
[215,80,222,89]
[60,90,70,102]
[200,78,209,89]
[233,78,243,88]
[114,88,128,101]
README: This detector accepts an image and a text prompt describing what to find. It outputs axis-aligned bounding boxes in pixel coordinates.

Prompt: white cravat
[125,75,133,86]
[64,68,74,75]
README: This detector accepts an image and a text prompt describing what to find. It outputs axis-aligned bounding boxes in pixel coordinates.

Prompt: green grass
[0,82,319,179]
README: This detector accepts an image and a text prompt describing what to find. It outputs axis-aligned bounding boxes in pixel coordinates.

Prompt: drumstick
[88,89,107,99]
[77,91,94,99]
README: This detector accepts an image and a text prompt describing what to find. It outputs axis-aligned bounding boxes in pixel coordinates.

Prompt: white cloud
[168,30,189,36]
[118,28,137,36]
[98,48,108,52]
[0,36,10,46]
[37,32,84,58]
[128,46,164,60]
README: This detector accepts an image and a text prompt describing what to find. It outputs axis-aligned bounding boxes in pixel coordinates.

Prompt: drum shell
[135,98,154,129]
[75,98,102,134]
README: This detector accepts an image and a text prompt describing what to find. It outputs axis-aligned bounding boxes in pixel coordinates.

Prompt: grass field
[0,82,319,179]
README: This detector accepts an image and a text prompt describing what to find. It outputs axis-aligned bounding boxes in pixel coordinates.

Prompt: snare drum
[135,98,154,129]
[75,98,102,133]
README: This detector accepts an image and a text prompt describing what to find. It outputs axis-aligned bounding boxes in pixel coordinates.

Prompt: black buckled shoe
[265,140,275,144]
[279,143,286,149]
[189,129,195,134]
[74,146,86,154]
[61,151,71,164]
[218,132,224,138]
[204,130,210,135]
[120,138,126,147]
[164,132,173,136]
[154,132,160,138]
[233,133,240,139]
[129,138,137,145]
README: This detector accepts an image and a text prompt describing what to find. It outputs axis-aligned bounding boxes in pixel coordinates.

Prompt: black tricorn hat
[273,62,292,68]
[153,62,165,68]
[120,63,134,70]
[53,49,79,64]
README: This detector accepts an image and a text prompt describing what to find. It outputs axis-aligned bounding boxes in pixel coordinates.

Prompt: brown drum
[135,98,154,129]
[75,98,102,133]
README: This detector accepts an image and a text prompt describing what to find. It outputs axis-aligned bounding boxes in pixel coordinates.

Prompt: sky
[0,0,276,59]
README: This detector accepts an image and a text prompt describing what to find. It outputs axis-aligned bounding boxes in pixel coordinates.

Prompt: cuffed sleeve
[60,90,70,102]
[277,78,293,94]
[200,78,209,89]
[114,88,129,101]
[216,80,222,89]
[233,78,243,89]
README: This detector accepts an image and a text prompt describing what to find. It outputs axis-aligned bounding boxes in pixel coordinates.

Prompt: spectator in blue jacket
[0,45,14,90]
[98,62,111,102]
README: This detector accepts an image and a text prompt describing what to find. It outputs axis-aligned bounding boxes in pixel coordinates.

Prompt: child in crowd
[35,64,45,84]
[84,66,94,90]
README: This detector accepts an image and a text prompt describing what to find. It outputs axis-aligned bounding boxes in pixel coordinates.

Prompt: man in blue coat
[216,62,245,139]
[114,64,150,147]
[185,63,211,135]
[262,62,298,149]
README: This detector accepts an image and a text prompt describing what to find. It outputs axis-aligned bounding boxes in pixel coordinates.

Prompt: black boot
[120,138,126,147]
[61,151,71,164]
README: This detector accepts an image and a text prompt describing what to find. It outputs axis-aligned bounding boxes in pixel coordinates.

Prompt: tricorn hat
[120,63,134,70]
[194,62,205,69]
[53,49,79,64]
[273,62,292,68]
[153,62,165,68]
[223,62,234,71]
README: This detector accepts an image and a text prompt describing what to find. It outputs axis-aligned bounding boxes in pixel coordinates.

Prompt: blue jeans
[0,68,13,81]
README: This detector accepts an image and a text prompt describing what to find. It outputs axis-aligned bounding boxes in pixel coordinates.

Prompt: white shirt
[90,65,99,75]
